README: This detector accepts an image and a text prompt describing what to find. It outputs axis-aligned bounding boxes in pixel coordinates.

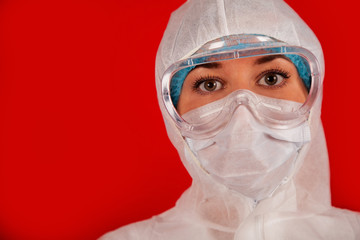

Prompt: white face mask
[184,104,311,201]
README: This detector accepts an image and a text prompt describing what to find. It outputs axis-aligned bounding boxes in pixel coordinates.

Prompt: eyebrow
[195,62,221,69]
[254,55,292,65]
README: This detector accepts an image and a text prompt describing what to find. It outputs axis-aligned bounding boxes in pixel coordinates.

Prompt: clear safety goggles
[161,34,321,139]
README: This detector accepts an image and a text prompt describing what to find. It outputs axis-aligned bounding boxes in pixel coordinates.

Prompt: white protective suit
[100,0,360,239]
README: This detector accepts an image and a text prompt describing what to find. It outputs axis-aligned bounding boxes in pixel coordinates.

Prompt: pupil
[265,74,277,85]
[205,81,216,91]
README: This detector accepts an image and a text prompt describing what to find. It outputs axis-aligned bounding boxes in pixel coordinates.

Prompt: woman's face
[177,55,308,115]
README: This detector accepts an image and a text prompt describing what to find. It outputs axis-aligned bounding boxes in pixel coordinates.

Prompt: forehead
[190,55,295,75]
[199,55,293,69]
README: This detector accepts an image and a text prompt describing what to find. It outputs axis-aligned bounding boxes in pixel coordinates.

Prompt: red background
[0,0,359,239]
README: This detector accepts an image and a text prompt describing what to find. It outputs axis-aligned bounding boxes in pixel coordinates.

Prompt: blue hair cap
[285,54,311,91]
[170,66,195,107]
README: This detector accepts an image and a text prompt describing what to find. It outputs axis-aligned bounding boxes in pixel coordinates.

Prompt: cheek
[176,93,188,115]
[290,78,308,103]
[177,86,198,115]
[177,90,205,115]
[177,77,195,115]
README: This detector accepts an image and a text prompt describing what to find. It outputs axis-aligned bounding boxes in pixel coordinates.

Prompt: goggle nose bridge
[235,92,251,105]
[227,89,260,108]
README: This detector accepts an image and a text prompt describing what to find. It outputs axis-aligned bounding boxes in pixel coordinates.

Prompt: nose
[226,68,253,95]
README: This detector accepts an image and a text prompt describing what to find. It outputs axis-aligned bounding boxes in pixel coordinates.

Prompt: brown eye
[264,73,278,85]
[258,73,286,87]
[199,80,222,92]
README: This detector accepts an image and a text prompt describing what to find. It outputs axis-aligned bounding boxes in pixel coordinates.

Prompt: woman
[100,0,360,239]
